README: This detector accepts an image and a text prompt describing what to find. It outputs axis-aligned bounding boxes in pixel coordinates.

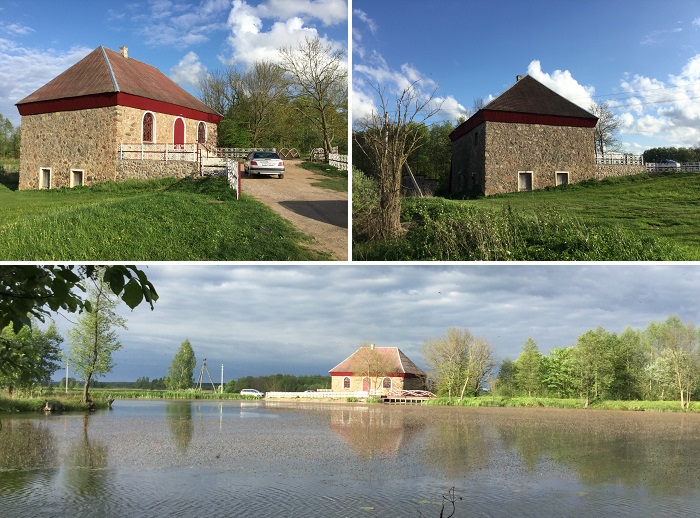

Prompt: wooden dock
[382,390,436,405]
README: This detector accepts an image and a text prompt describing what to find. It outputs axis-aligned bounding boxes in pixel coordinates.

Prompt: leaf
[121,278,144,309]
[104,267,126,295]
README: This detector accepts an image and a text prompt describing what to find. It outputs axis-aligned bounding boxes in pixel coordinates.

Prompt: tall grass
[424,396,697,412]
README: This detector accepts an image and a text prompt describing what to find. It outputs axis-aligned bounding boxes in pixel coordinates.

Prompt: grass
[354,172,700,260]
[0,394,110,413]
[0,175,328,260]
[424,396,699,412]
[300,161,348,192]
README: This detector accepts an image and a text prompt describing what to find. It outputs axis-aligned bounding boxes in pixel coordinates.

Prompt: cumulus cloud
[141,0,229,48]
[526,60,596,110]
[225,0,347,67]
[169,51,207,88]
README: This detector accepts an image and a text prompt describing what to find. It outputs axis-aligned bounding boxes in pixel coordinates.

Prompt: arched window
[382,377,392,390]
[142,112,155,142]
[197,121,206,144]
[343,377,351,390]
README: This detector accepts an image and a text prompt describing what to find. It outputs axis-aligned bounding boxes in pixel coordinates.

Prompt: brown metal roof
[17,46,219,116]
[329,346,426,377]
[484,75,597,119]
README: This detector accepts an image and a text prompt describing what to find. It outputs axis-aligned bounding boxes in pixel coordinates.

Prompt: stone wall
[483,122,596,195]
[594,163,646,179]
[115,159,200,181]
[330,375,424,394]
[116,106,218,147]
[450,122,486,193]
[19,107,119,189]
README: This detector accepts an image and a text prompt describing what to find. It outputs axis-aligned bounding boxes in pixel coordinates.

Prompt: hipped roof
[17,46,219,117]
[330,347,426,377]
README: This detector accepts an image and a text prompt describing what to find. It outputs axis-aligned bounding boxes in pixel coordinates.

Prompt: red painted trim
[449,109,596,142]
[330,372,422,378]
[17,92,223,124]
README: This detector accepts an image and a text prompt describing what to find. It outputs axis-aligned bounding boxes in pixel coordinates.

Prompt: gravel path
[240,159,348,260]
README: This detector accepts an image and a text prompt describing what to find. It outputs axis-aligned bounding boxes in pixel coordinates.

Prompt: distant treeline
[224,374,331,393]
[643,146,700,163]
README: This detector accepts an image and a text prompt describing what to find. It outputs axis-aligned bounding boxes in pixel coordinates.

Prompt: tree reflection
[166,402,194,453]
[0,419,58,491]
[64,414,110,496]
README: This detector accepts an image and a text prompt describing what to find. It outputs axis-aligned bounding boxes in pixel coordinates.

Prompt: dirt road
[240,160,348,260]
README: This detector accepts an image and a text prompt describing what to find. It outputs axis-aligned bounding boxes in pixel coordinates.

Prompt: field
[353,172,700,261]
[0,175,328,260]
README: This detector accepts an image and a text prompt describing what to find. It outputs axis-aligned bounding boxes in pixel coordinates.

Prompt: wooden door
[174,118,185,147]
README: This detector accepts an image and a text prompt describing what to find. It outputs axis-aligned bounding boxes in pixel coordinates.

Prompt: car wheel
[279,173,284,179]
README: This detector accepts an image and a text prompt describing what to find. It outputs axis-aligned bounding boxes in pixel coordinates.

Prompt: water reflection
[329,406,426,460]
[63,414,110,497]
[165,402,193,452]
[0,418,58,492]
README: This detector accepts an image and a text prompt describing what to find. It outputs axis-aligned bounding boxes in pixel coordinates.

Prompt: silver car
[240,389,264,398]
[244,151,285,179]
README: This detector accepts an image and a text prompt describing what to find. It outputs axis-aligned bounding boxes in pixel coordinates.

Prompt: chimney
[120,46,128,59]
[516,75,524,81]
[370,343,375,350]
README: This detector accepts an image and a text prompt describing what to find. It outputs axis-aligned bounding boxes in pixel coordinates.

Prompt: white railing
[118,143,198,162]
[595,152,644,165]
[210,147,276,160]
[266,391,373,399]
[329,153,348,171]
[227,159,239,199]
[646,162,700,173]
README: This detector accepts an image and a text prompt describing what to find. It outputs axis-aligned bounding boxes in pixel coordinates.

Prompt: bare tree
[348,344,395,395]
[354,81,442,239]
[198,66,244,117]
[590,101,620,156]
[279,36,347,160]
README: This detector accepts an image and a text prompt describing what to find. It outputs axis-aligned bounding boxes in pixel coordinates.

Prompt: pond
[2,400,700,517]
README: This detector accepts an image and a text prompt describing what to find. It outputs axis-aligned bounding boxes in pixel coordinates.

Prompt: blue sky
[0,0,348,126]
[352,0,700,153]
[42,264,700,382]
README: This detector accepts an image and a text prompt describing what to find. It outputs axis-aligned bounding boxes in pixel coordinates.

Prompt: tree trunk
[82,374,92,403]
[377,164,402,239]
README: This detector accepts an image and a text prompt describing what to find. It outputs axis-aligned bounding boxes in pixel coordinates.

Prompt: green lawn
[0,176,328,260]
[300,161,348,191]
[354,172,700,261]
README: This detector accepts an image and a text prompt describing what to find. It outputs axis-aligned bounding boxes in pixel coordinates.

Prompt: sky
[352,0,700,153]
[43,264,700,382]
[0,0,348,126]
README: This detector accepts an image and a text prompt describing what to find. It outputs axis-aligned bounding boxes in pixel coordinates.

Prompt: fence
[329,153,348,171]
[226,159,239,200]
[595,153,644,165]
[266,391,375,399]
[118,143,198,162]
[646,162,700,172]
[210,147,276,160]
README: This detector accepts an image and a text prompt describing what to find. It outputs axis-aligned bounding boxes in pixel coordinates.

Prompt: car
[244,151,285,179]
[656,159,681,170]
[240,389,264,398]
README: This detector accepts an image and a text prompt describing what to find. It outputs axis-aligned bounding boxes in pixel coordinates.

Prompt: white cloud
[138,0,230,48]
[225,0,347,67]
[169,51,207,88]
[0,40,92,125]
[693,17,700,27]
[3,23,34,36]
[526,60,596,110]
[351,87,378,121]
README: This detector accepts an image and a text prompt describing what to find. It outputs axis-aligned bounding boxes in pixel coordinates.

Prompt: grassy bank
[300,161,348,192]
[0,395,110,413]
[0,176,327,260]
[353,172,700,260]
[424,396,697,412]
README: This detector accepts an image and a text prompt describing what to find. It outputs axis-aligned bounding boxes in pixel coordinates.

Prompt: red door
[174,118,185,147]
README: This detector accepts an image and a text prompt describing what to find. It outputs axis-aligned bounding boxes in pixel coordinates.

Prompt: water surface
[1,400,699,517]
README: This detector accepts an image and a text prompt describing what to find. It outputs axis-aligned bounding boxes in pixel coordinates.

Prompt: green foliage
[0,322,62,394]
[346,396,358,402]
[224,374,330,393]
[0,177,327,260]
[167,340,197,391]
[642,146,700,163]
[299,161,348,192]
[0,114,20,159]
[351,168,380,243]
[515,338,542,397]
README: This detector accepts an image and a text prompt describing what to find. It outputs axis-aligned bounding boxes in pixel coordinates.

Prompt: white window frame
[343,376,351,390]
[39,167,51,189]
[382,377,392,390]
[142,111,156,143]
[197,121,207,143]
[518,171,534,192]
[555,171,569,186]
[70,169,84,188]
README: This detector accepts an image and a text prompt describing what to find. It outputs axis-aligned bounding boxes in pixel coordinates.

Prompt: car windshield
[253,152,280,159]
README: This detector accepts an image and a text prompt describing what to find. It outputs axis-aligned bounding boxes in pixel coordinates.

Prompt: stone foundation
[594,163,646,179]
[116,159,200,181]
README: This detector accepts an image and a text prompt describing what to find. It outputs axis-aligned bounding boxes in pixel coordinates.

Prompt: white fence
[227,159,239,199]
[266,391,374,399]
[329,153,348,171]
[118,143,198,162]
[646,162,700,172]
[210,147,276,160]
[595,153,644,165]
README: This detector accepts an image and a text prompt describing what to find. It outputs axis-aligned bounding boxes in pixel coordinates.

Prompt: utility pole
[65,360,69,394]
[220,364,224,393]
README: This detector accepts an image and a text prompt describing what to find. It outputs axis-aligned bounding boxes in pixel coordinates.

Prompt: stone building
[16,46,222,190]
[329,344,426,395]
[449,75,599,195]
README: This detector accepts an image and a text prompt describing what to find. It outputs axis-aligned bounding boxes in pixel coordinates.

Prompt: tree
[354,81,441,239]
[68,272,127,403]
[540,347,576,398]
[0,322,62,395]
[346,344,395,394]
[241,60,288,147]
[515,338,542,397]
[198,66,244,118]
[422,328,495,400]
[494,358,518,397]
[570,327,616,407]
[279,35,347,161]
[590,101,620,156]
[167,339,197,391]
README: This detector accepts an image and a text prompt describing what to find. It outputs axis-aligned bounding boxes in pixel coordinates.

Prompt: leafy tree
[609,326,648,400]
[241,60,288,147]
[422,328,495,400]
[68,272,127,403]
[0,114,20,159]
[0,322,62,395]
[540,347,576,398]
[570,327,616,407]
[515,338,542,397]
[494,358,518,397]
[279,35,347,161]
[167,339,197,390]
